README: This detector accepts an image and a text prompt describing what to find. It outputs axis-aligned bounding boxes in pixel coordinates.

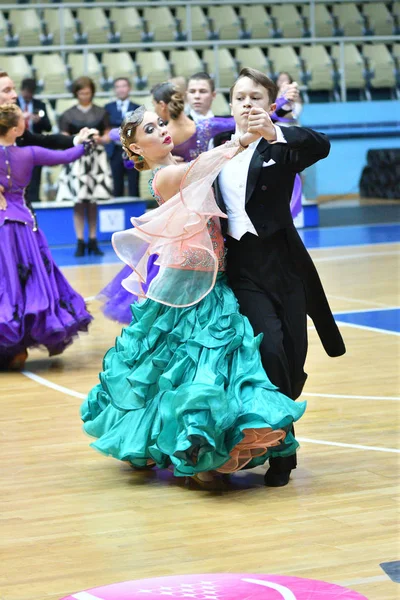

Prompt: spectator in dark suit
[17,78,52,203]
[105,78,140,197]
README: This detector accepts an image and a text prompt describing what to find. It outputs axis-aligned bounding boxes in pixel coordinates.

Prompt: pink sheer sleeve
[112,140,242,307]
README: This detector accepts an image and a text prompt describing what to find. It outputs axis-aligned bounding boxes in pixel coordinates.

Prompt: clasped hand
[240,107,277,147]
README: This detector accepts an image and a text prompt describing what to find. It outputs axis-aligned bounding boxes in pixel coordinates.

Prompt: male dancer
[215,68,345,487]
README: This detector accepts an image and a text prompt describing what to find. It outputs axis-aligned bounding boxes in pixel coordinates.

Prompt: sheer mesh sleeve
[30,144,85,167]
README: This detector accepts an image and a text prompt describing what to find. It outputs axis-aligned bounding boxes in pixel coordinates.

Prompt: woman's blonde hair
[0,103,21,136]
[151,82,185,120]
[120,105,150,172]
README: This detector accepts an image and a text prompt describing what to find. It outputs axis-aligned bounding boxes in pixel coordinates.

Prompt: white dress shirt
[189,108,214,123]
[219,125,287,241]
[117,98,130,118]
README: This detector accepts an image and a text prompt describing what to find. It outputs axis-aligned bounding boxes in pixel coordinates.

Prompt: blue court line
[334,308,400,334]
[52,223,400,268]
[298,223,400,249]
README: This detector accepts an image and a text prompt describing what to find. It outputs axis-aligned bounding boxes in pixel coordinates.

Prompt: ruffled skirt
[0,222,92,363]
[98,256,159,324]
[82,275,305,476]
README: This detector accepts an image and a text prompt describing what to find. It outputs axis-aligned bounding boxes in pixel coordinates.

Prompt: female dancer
[81,106,305,487]
[56,76,113,257]
[99,84,235,324]
[0,104,92,370]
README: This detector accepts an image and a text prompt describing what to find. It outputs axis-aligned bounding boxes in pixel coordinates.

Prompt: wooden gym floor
[1,224,399,600]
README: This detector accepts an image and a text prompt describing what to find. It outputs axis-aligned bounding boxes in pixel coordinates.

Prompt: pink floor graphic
[61,573,369,600]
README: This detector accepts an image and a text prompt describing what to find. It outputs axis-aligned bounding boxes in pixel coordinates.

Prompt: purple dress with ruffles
[0,144,92,365]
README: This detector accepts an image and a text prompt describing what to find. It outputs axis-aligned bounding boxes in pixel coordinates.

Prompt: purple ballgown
[0,144,92,366]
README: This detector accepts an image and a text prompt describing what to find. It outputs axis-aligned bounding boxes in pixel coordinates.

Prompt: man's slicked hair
[188,72,215,93]
[230,67,278,103]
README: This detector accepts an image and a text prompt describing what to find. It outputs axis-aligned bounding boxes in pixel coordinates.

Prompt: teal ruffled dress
[82,146,306,476]
[81,275,305,476]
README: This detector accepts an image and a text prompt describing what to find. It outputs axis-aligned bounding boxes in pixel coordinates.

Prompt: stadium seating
[202,47,238,87]
[271,4,305,39]
[362,2,395,36]
[332,43,366,91]
[239,5,273,40]
[169,49,203,79]
[332,3,365,37]
[109,7,143,44]
[301,45,334,91]
[363,43,396,89]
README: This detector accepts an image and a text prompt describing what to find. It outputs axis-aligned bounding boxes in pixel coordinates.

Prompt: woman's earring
[137,155,144,162]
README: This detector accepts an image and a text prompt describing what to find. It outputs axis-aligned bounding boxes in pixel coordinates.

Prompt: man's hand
[75,127,99,145]
[0,184,7,211]
[30,113,42,124]
[247,107,277,142]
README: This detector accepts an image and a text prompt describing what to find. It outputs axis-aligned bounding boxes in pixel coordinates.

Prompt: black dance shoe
[264,468,291,487]
[74,239,86,257]
[87,238,104,256]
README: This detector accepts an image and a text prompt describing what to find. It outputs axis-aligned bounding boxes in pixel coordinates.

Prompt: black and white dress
[56,104,113,203]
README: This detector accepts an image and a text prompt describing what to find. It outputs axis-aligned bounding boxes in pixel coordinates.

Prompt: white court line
[313,250,399,263]
[338,574,389,587]
[339,575,389,587]
[336,320,400,337]
[297,437,399,454]
[72,593,103,600]
[309,240,398,253]
[22,370,85,399]
[328,294,390,308]
[334,306,399,315]
[62,261,118,270]
[84,295,96,302]
[304,391,400,401]
[21,372,399,452]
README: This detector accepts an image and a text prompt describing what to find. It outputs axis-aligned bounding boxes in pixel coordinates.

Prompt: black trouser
[110,149,139,197]
[226,230,308,472]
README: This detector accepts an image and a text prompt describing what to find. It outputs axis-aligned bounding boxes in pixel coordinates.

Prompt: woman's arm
[109,127,120,143]
[156,131,257,201]
[31,144,85,167]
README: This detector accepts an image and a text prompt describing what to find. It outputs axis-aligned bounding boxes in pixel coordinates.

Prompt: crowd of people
[0,65,345,489]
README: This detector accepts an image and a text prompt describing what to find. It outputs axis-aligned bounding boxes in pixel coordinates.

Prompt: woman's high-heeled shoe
[8,350,28,370]
[189,472,227,491]
[87,238,104,256]
[74,239,86,257]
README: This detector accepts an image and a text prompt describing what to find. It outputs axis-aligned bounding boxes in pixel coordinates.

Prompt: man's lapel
[245,138,269,205]
[214,176,226,213]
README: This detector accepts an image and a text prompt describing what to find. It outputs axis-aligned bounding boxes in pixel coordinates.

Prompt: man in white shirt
[214,68,345,487]
[186,72,217,122]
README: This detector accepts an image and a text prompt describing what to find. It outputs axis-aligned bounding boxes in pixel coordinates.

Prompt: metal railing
[0,0,399,102]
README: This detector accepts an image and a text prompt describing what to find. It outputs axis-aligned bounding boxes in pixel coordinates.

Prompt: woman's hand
[75,127,99,144]
[0,185,7,211]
